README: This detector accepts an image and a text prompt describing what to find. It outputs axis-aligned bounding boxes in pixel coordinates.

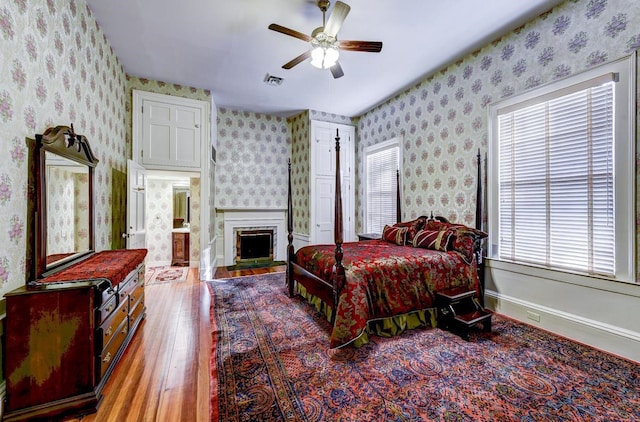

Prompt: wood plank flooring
[69,264,284,421]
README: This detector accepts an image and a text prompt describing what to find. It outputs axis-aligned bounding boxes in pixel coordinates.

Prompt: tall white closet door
[310,120,355,244]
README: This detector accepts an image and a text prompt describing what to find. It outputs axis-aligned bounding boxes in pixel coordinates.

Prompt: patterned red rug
[146,266,188,284]
[208,272,639,421]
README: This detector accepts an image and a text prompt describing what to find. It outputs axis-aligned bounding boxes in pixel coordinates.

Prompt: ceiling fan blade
[282,51,311,69]
[330,62,344,79]
[339,40,383,52]
[268,23,312,42]
[324,1,350,37]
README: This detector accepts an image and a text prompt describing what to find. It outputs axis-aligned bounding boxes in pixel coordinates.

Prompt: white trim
[487,53,636,283]
[486,290,640,363]
[222,210,286,266]
[132,90,213,276]
[309,120,356,243]
[363,136,403,232]
[485,258,640,363]
[293,232,311,250]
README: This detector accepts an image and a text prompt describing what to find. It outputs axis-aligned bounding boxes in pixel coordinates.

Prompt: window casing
[488,55,635,283]
[364,138,401,234]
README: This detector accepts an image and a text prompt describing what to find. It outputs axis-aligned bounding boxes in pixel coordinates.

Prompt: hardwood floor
[69,264,284,421]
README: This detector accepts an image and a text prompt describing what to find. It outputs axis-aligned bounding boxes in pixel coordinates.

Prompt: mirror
[45,152,91,267]
[173,185,190,228]
[33,125,98,279]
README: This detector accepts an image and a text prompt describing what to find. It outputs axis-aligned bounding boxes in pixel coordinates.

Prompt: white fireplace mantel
[222,210,286,266]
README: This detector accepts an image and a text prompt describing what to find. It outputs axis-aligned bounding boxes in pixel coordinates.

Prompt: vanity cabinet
[3,249,147,421]
[172,231,190,266]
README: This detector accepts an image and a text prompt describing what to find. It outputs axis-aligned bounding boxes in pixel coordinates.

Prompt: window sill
[485,258,640,298]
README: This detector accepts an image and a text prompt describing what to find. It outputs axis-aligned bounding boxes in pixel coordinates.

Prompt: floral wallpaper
[214,107,290,236]
[190,176,201,263]
[288,111,310,234]
[354,0,640,267]
[0,0,127,296]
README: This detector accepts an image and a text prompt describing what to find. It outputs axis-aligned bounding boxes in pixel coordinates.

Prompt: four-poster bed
[286,129,489,348]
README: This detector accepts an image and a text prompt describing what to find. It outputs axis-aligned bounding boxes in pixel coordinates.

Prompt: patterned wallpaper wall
[190,177,201,263]
[214,108,290,236]
[0,0,127,296]
[288,111,310,234]
[355,0,640,248]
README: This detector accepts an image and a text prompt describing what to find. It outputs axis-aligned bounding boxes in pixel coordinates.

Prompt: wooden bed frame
[286,129,484,323]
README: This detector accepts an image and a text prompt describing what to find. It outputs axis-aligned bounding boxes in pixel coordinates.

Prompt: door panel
[126,160,146,249]
[310,121,355,243]
[315,177,334,245]
[142,100,201,168]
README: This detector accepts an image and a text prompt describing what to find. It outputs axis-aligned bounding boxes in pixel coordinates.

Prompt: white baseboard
[146,259,172,268]
[293,232,310,250]
[486,290,640,363]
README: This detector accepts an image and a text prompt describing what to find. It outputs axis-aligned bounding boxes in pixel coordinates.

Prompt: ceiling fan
[268,0,383,79]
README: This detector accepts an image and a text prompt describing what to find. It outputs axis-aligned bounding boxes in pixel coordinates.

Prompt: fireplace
[236,229,274,262]
[222,209,286,266]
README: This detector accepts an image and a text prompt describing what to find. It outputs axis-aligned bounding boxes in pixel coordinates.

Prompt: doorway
[145,170,200,268]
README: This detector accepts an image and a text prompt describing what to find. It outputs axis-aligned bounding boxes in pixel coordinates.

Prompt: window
[488,55,635,282]
[364,138,401,234]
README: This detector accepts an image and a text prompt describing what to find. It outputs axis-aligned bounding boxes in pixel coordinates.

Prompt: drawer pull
[122,326,129,335]
[105,303,114,313]
[105,326,112,337]
[103,352,111,363]
[130,293,137,302]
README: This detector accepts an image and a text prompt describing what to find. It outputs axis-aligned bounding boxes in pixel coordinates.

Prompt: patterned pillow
[412,229,453,251]
[382,225,408,246]
[393,217,426,245]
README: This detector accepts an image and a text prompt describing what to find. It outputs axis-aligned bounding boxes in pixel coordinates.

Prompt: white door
[310,121,355,243]
[315,176,334,244]
[126,159,146,249]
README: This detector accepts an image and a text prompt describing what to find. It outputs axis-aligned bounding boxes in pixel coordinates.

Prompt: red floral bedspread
[295,240,478,348]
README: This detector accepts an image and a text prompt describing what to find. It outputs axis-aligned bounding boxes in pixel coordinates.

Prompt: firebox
[236,229,274,263]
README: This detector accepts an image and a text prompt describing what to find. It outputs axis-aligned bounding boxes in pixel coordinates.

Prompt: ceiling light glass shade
[310,33,339,69]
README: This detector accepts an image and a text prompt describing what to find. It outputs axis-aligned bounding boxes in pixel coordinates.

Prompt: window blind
[365,144,399,233]
[498,82,615,276]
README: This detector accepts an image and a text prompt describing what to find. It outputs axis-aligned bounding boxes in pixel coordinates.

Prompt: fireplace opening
[236,229,274,263]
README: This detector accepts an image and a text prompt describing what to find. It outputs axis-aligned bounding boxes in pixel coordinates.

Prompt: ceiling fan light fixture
[310,45,339,69]
[310,33,339,69]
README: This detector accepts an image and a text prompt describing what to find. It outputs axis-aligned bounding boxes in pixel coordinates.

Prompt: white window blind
[497,81,615,276]
[365,141,400,233]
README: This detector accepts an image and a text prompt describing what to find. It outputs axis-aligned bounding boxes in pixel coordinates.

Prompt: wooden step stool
[435,286,493,341]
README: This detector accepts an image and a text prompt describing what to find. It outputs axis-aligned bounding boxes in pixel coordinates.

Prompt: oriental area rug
[146,266,189,284]
[207,272,639,422]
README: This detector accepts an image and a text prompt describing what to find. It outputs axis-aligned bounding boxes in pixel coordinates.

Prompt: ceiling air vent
[264,74,284,86]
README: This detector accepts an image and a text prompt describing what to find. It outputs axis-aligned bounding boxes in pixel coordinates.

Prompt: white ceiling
[86,0,565,117]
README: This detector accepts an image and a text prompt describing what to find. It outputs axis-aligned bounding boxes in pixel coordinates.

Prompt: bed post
[396,169,402,223]
[333,129,345,320]
[475,149,486,305]
[286,159,295,298]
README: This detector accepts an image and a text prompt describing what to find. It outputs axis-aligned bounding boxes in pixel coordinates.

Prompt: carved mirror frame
[33,125,99,280]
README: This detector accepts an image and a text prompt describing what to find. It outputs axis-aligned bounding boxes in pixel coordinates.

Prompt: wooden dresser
[3,249,147,421]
